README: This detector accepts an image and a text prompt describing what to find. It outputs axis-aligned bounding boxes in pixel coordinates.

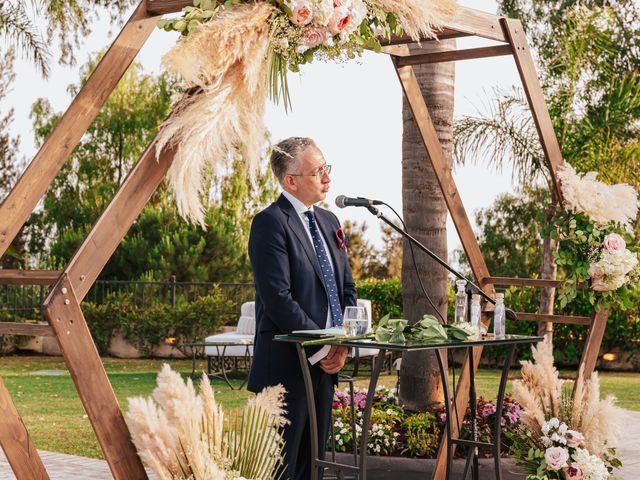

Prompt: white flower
[549,417,560,428]
[311,0,334,26]
[542,422,551,435]
[558,422,568,435]
[572,448,611,480]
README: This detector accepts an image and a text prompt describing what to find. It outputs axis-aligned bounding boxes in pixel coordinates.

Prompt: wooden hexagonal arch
[0,3,608,479]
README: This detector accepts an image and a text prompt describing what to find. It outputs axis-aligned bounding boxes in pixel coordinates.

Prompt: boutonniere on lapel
[335,227,348,250]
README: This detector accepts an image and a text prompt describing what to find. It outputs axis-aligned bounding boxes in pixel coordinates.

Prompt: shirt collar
[282,190,314,217]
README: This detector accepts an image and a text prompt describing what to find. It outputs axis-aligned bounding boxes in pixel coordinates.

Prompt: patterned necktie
[304,210,343,327]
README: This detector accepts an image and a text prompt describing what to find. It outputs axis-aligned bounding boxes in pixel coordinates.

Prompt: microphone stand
[365,205,517,321]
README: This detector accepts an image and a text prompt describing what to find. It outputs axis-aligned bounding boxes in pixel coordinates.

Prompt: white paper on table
[307,345,331,365]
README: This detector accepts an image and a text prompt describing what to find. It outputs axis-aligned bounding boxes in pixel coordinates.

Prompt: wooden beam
[443,7,507,42]
[43,276,147,480]
[145,0,188,14]
[484,276,563,288]
[0,270,61,285]
[395,44,512,66]
[0,323,55,336]
[576,307,609,384]
[0,1,157,261]
[514,313,592,326]
[501,18,564,203]
[63,138,177,302]
[394,61,492,290]
[0,377,49,480]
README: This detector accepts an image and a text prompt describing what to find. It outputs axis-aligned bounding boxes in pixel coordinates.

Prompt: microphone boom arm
[365,205,517,320]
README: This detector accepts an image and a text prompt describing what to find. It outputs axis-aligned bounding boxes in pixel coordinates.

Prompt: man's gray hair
[270,137,316,184]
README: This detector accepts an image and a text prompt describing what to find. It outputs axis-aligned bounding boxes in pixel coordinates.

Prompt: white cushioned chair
[204,301,255,358]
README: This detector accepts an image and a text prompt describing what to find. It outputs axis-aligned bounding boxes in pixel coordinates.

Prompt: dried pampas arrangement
[156,0,459,225]
[157,2,275,225]
[368,0,458,41]
[127,364,287,480]
[558,163,639,228]
[512,341,625,456]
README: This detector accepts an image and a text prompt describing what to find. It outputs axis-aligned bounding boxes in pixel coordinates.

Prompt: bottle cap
[496,292,504,301]
[456,279,467,290]
[471,294,481,303]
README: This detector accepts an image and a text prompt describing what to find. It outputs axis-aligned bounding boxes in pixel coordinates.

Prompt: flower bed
[329,385,523,458]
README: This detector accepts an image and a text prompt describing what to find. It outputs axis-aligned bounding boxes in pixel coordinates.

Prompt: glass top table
[275,333,543,480]
[179,340,254,389]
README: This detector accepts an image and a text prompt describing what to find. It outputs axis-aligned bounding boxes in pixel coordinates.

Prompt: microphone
[335,195,383,208]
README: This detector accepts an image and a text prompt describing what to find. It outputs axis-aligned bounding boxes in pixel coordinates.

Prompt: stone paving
[1,412,639,479]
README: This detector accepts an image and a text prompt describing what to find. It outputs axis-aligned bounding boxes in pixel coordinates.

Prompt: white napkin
[307,345,331,365]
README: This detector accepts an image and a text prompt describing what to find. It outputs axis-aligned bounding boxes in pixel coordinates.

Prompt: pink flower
[566,430,585,448]
[603,233,626,255]
[565,465,585,480]
[544,446,569,471]
[588,263,612,291]
[288,0,313,26]
[301,26,329,49]
[328,6,350,35]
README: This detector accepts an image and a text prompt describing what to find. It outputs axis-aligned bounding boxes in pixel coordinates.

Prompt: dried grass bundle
[157,2,276,225]
[558,163,639,228]
[367,0,458,41]
[127,364,286,480]
[571,370,625,456]
[513,343,625,457]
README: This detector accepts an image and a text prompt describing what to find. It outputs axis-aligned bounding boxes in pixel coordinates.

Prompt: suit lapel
[277,195,326,287]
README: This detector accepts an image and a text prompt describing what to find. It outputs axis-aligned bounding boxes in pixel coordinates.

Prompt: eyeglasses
[287,164,332,178]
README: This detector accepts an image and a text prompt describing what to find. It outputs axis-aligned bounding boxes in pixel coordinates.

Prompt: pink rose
[544,446,569,471]
[301,26,329,49]
[328,6,350,35]
[603,233,626,255]
[588,263,611,291]
[288,1,313,26]
[566,430,585,448]
[565,465,585,480]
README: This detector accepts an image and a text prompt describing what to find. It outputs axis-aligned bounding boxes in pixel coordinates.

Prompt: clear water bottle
[454,279,467,324]
[493,292,506,338]
[470,294,481,333]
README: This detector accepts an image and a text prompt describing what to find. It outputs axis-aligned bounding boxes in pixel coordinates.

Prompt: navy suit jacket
[247,194,357,397]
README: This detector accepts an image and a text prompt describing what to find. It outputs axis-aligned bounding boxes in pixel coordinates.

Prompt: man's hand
[319,346,349,374]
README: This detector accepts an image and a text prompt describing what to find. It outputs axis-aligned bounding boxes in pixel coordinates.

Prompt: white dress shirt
[282,190,336,328]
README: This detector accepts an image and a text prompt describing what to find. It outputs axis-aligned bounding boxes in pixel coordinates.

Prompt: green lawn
[1,355,639,459]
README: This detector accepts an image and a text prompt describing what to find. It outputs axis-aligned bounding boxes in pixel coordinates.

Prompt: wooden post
[576,307,609,387]
[43,276,148,480]
[0,377,49,480]
[0,1,157,260]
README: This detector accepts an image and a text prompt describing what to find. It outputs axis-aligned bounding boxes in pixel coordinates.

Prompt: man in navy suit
[248,137,357,480]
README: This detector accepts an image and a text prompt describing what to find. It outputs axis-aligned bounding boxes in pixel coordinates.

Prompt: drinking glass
[343,306,369,337]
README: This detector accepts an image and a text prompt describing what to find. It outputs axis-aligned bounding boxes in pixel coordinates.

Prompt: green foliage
[82,288,234,356]
[401,412,439,457]
[356,278,402,323]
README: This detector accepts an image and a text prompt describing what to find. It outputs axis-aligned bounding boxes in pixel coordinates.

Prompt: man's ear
[283,175,297,192]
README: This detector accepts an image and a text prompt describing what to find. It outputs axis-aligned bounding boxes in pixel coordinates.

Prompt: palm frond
[453,88,549,188]
[0,1,50,77]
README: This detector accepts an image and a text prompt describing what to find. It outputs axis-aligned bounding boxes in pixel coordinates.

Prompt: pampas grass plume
[368,0,458,41]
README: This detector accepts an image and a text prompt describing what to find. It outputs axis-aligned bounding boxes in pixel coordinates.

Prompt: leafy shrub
[402,412,440,457]
[82,286,233,356]
[356,278,402,324]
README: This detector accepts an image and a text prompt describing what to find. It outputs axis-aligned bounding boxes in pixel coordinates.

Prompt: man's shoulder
[314,205,339,225]
[253,200,286,225]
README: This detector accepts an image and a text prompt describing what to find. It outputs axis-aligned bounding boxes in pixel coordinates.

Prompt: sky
[4,0,522,252]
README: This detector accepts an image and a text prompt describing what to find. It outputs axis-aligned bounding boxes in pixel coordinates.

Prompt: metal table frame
[275,334,543,480]
[180,340,253,389]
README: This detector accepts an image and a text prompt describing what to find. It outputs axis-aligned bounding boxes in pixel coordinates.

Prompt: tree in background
[344,220,402,281]
[28,56,278,281]
[400,39,456,410]
[0,0,136,76]
[0,49,28,268]
[455,2,640,336]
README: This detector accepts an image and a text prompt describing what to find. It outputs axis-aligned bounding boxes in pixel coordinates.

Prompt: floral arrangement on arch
[155,0,458,224]
[551,164,639,309]
[508,341,624,480]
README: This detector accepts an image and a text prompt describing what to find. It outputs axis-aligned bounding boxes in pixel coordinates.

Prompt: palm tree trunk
[399,39,456,411]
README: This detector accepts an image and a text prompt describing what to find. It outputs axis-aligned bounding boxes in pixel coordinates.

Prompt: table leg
[357,348,387,480]
[493,344,516,480]
[190,346,197,378]
[468,347,479,480]
[295,343,322,480]
[436,349,453,480]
